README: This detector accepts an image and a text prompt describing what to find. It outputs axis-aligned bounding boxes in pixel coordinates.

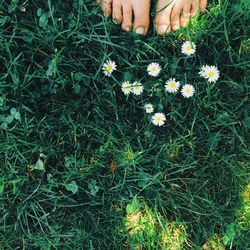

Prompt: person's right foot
[154,0,208,35]
[100,0,151,35]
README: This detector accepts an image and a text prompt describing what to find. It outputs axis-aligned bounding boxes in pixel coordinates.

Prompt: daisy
[147,63,161,77]
[152,113,166,126]
[121,81,132,95]
[144,103,154,114]
[132,82,144,95]
[181,41,196,56]
[181,84,195,98]
[199,65,220,83]
[165,78,180,93]
[199,65,209,78]
[102,60,117,76]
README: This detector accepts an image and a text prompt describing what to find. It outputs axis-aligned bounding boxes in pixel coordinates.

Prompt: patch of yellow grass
[237,183,250,228]
[124,205,188,249]
[125,208,156,237]
[160,222,188,250]
[202,234,225,250]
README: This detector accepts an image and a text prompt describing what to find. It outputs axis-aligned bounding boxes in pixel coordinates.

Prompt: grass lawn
[0,0,249,249]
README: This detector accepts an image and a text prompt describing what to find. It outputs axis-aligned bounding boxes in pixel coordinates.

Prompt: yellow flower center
[152,67,157,72]
[106,65,113,72]
[209,71,215,77]
[169,82,176,88]
[156,117,162,122]
[186,46,191,51]
[135,86,140,90]
[185,89,191,93]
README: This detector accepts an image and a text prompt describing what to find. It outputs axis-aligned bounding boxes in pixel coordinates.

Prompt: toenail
[125,26,130,32]
[159,25,168,34]
[135,27,145,35]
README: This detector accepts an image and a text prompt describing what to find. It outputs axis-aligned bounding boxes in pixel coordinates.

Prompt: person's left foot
[99,0,151,35]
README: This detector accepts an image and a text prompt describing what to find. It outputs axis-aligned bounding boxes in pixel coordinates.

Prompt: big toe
[132,0,150,35]
[154,0,173,35]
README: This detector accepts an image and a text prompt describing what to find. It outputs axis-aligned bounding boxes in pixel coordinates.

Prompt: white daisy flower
[199,65,220,83]
[199,65,209,78]
[181,41,196,56]
[181,84,195,98]
[144,103,154,114]
[132,82,144,95]
[102,60,117,76]
[121,81,132,95]
[165,78,180,93]
[147,63,161,77]
[152,113,166,126]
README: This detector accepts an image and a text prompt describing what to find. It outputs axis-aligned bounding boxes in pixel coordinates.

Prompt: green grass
[0,0,249,249]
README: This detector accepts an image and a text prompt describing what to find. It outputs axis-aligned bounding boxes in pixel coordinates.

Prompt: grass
[0,0,249,249]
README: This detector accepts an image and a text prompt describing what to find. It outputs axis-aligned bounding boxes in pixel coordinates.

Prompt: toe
[154,0,173,35]
[101,0,112,17]
[180,5,191,27]
[199,0,208,12]
[112,0,123,24]
[132,0,150,35]
[170,3,181,31]
[121,2,133,32]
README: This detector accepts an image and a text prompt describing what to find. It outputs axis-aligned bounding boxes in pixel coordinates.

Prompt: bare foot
[99,0,151,35]
[154,0,208,35]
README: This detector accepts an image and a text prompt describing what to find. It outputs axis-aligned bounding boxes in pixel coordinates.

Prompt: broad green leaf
[39,13,48,28]
[88,180,99,196]
[5,115,14,124]
[29,158,46,171]
[126,197,141,214]
[14,112,21,120]
[0,115,5,122]
[10,107,17,115]
[223,223,236,245]
[74,72,83,82]
[138,173,150,188]
[73,84,81,94]
[124,72,134,82]
[157,104,164,112]
[65,181,78,194]
[37,8,42,17]
[1,122,8,129]
[35,159,45,171]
